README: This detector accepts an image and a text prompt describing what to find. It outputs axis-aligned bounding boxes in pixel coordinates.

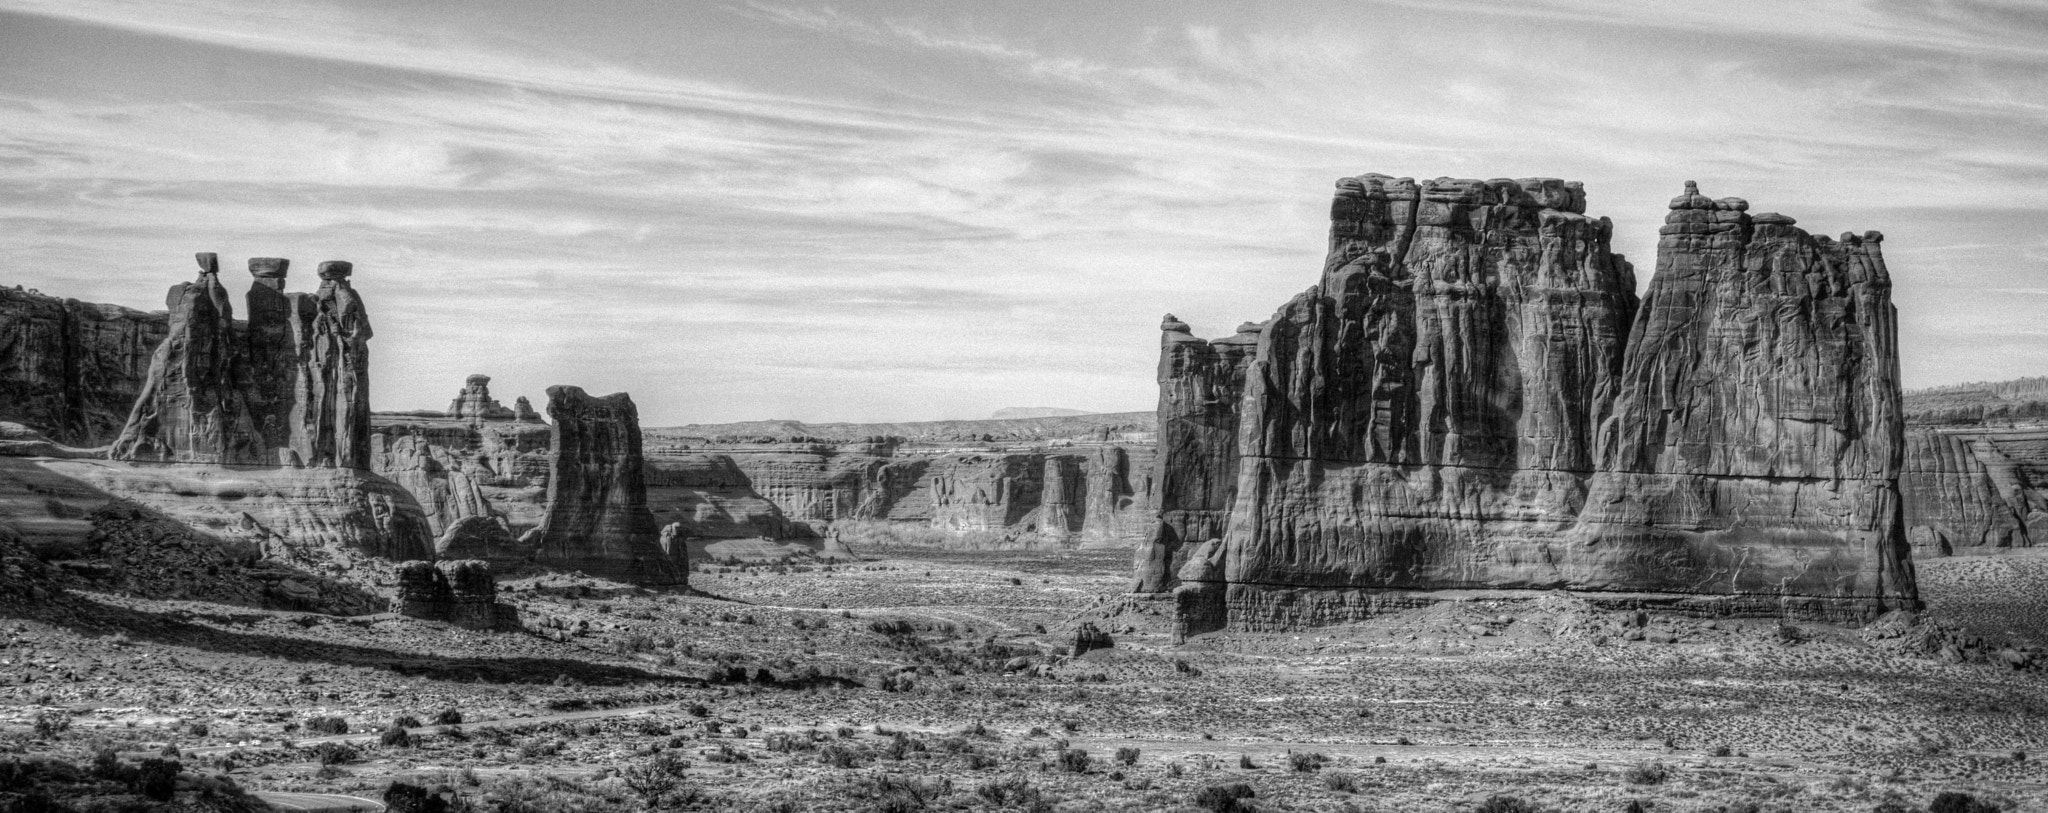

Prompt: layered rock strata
[1131,317,1260,592]
[532,386,687,585]
[642,427,1157,548]
[1169,177,1917,634]
[396,559,517,630]
[0,286,167,447]
[1898,380,2048,556]
[110,255,375,468]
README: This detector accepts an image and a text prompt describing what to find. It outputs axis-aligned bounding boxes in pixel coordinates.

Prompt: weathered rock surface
[1899,379,2048,556]
[1168,177,1916,633]
[447,374,541,423]
[1131,316,1259,592]
[644,454,801,539]
[434,515,530,570]
[533,386,687,585]
[396,558,517,630]
[0,285,168,447]
[642,423,1157,548]
[109,255,376,468]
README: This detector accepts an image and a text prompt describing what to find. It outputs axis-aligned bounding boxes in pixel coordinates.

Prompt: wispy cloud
[2,0,2046,420]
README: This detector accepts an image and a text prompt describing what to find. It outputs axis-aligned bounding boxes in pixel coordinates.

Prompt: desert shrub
[433,708,464,726]
[1624,762,1669,785]
[766,732,817,754]
[1289,751,1328,773]
[1323,772,1360,793]
[312,741,358,766]
[1476,795,1546,813]
[306,716,350,735]
[1931,792,2003,813]
[836,726,856,739]
[189,721,211,737]
[1711,744,1732,757]
[1057,748,1091,773]
[380,724,413,748]
[621,754,694,808]
[819,742,863,769]
[1193,782,1256,813]
[688,703,711,717]
[704,742,749,763]
[1168,762,1185,778]
[976,774,1045,807]
[31,712,70,740]
[1115,746,1141,766]
[839,773,951,813]
[392,715,422,729]
[1238,754,1257,769]
[134,758,180,801]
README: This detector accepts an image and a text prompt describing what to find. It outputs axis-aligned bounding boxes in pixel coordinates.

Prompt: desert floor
[4,548,2045,812]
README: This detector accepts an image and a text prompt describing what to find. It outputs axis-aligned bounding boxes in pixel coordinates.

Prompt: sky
[2,0,2046,425]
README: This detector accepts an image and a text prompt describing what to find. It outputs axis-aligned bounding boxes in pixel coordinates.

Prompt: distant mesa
[990,407,1096,420]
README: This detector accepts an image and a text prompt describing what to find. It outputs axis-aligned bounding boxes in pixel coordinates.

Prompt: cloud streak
[2,0,2046,421]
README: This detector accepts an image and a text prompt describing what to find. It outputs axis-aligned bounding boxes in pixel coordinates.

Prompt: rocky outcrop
[434,515,529,570]
[533,386,686,585]
[1168,176,1916,633]
[396,559,517,630]
[109,256,376,468]
[447,374,541,423]
[0,286,168,447]
[1898,379,2048,556]
[643,426,1158,548]
[1131,317,1260,592]
[644,454,801,539]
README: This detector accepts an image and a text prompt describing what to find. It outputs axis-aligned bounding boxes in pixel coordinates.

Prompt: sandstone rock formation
[396,559,517,630]
[433,515,529,570]
[0,256,438,575]
[447,374,540,423]
[644,454,801,539]
[641,424,1157,548]
[1165,177,1917,633]
[0,286,167,447]
[1131,316,1260,592]
[1899,379,2048,556]
[532,386,687,585]
[109,255,376,468]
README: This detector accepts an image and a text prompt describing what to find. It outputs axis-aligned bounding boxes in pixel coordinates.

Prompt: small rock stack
[395,559,517,631]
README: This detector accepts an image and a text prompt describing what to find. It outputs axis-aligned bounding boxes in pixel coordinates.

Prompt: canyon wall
[0,286,167,447]
[1898,380,2048,556]
[1166,176,1917,633]
[642,423,1158,548]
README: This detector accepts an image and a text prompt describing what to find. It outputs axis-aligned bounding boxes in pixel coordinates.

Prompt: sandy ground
[4,548,2045,811]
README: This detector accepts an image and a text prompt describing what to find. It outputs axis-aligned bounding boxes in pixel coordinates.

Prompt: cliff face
[0,286,167,447]
[533,386,687,585]
[1172,176,1916,633]
[1569,188,1913,618]
[10,256,439,566]
[1131,317,1259,592]
[1898,380,2048,556]
[649,434,1157,548]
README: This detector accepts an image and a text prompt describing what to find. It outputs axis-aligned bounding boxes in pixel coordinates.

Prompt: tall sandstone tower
[1155,177,1917,636]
